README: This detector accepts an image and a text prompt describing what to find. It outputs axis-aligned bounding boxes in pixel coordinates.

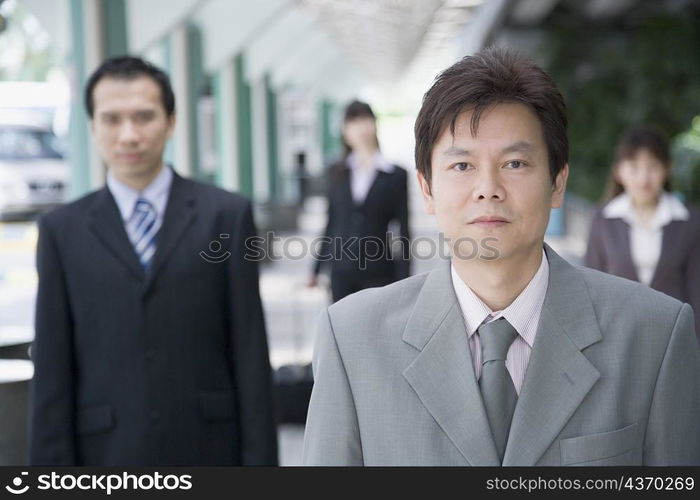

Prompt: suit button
[150,410,160,422]
[145,350,155,361]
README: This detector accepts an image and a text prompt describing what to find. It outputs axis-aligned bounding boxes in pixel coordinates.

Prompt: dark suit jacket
[29,170,278,466]
[584,204,700,339]
[313,162,410,280]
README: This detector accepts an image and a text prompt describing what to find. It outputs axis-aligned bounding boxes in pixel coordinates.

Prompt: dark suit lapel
[361,170,390,208]
[502,245,602,465]
[402,260,500,466]
[145,172,197,290]
[88,188,145,281]
[333,167,353,209]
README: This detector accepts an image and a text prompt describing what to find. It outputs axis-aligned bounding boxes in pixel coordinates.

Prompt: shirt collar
[106,164,173,221]
[450,248,549,348]
[346,151,395,173]
[603,192,689,228]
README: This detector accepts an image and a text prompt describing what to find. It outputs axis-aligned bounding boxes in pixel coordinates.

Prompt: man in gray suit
[303,47,700,466]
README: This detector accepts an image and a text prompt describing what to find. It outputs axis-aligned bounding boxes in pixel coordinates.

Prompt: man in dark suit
[28,56,278,466]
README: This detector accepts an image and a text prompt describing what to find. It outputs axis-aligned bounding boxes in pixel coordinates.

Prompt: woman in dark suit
[308,100,410,302]
[584,126,700,338]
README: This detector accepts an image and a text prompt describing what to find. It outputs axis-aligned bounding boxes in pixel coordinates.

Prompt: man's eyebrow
[441,146,472,157]
[501,141,536,155]
[440,141,537,157]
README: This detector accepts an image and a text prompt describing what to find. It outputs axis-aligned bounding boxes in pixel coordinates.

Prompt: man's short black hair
[84,56,176,118]
[414,46,568,189]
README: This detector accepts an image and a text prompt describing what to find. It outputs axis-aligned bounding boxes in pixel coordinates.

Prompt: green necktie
[478,317,518,462]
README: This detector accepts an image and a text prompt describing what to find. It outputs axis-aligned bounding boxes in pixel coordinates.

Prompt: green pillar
[265,74,278,200]
[68,0,129,199]
[212,71,226,188]
[235,53,253,198]
[100,0,128,57]
[187,24,208,183]
[321,99,340,165]
[68,0,90,199]
[161,36,175,166]
[211,61,237,192]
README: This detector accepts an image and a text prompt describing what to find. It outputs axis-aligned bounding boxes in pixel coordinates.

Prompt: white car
[0,122,69,220]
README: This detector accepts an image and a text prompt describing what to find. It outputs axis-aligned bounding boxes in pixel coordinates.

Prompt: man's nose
[117,120,139,144]
[473,167,506,201]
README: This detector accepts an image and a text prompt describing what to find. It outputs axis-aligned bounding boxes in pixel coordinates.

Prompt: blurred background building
[1,0,699,465]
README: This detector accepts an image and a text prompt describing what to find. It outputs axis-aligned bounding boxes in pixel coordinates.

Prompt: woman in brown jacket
[584,126,700,339]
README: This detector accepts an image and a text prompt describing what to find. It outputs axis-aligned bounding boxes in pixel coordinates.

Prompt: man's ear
[166,113,176,139]
[417,170,434,214]
[551,163,569,209]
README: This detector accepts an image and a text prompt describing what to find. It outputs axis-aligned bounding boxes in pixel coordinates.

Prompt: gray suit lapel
[503,244,602,465]
[402,260,500,466]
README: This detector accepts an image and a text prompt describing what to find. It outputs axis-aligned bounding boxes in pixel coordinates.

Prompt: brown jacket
[584,203,700,339]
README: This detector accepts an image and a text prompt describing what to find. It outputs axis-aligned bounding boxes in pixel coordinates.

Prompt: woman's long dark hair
[340,100,380,159]
[332,100,381,179]
[602,125,673,202]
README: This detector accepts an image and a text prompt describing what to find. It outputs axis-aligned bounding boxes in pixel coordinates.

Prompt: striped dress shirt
[107,164,172,229]
[450,249,549,395]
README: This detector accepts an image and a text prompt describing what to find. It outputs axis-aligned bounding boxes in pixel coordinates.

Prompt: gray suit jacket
[303,244,700,465]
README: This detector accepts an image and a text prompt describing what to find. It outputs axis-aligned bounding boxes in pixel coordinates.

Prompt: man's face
[90,76,174,183]
[418,102,568,263]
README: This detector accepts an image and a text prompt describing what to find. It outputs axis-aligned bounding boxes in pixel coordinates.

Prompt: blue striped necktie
[125,198,160,270]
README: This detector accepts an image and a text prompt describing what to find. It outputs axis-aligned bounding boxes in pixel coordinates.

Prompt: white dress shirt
[603,192,689,285]
[346,151,394,204]
[106,165,173,227]
[450,249,549,394]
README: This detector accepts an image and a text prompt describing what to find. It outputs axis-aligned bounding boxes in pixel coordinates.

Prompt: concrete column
[169,24,193,178]
[251,75,270,202]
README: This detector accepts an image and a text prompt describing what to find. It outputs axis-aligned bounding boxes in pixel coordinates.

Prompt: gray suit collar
[402,244,602,465]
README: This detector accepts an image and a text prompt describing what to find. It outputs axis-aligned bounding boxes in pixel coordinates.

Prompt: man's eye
[452,162,471,171]
[134,112,154,123]
[102,115,119,125]
[505,160,525,169]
